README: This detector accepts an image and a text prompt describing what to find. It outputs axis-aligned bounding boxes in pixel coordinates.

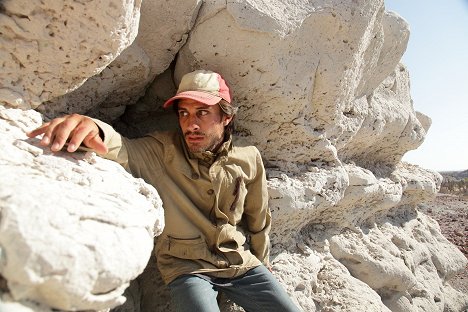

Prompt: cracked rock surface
[0,107,164,311]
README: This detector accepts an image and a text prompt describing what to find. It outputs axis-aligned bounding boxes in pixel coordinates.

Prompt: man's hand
[27,114,108,154]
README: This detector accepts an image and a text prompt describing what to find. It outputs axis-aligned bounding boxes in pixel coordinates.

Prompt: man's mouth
[185,132,205,143]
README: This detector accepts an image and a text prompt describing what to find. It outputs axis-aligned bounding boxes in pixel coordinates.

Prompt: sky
[384,0,468,172]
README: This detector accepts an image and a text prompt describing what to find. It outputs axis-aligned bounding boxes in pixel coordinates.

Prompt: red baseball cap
[163,70,232,108]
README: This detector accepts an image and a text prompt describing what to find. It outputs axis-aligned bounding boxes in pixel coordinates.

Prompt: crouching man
[28,70,301,312]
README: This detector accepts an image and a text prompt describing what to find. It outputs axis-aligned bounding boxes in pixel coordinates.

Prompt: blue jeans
[168,265,301,312]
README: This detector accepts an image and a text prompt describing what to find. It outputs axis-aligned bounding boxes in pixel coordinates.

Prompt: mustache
[184,131,206,137]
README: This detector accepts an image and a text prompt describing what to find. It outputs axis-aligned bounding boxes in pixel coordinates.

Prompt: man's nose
[186,115,200,131]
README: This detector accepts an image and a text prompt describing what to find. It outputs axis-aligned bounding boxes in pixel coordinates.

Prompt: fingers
[28,116,68,149]
[27,114,106,154]
[84,133,108,154]
[66,119,95,152]
[69,119,108,154]
[27,122,51,138]
[46,115,81,152]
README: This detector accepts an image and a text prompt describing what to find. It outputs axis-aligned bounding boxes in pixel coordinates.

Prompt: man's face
[177,99,232,153]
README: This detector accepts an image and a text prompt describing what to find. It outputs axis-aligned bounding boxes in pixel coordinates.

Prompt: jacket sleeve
[243,149,271,265]
[92,119,129,167]
[92,119,164,178]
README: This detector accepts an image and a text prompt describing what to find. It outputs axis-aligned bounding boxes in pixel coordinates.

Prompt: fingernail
[41,136,50,145]
[51,142,60,151]
[67,144,76,152]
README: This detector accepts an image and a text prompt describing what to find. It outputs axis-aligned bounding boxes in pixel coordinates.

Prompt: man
[28,70,300,312]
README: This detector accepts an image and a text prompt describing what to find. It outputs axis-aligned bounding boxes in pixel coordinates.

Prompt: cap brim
[163,91,222,108]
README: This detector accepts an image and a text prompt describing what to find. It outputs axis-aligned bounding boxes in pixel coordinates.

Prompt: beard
[184,131,223,153]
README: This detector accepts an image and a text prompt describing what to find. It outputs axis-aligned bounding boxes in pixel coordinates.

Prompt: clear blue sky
[385,0,468,172]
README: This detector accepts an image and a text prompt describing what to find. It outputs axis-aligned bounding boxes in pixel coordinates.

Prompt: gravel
[419,193,468,293]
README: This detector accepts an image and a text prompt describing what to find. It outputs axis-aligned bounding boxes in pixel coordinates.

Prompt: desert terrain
[419,170,468,293]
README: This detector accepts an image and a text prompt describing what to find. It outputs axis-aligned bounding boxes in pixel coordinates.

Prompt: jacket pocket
[160,235,230,268]
[163,235,207,260]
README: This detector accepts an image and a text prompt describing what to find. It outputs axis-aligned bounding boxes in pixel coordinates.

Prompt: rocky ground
[419,193,468,293]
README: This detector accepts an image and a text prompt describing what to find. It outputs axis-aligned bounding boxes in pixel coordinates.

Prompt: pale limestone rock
[37,44,151,123]
[33,0,202,122]
[394,162,443,205]
[356,10,410,97]
[0,0,141,109]
[311,255,392,312]
[376,212,467,311]
[31,0,202,122]
[173,0,419,171]
[0,293,53,312]
[415,111,432,133]
[329,230,418,293]
[267,166,348,244]
[135,0,202,78]
[267,163,405,240]
[0,108,164,311]
[113,0,203,131]
[439,284,468,312]
[313,216,466,311]
[338,64,427,168]
[270,251,321,312]
[266,162,466,311]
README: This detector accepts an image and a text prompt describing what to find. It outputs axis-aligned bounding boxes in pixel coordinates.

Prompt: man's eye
[199,110,209,116]
[178,111,188,117]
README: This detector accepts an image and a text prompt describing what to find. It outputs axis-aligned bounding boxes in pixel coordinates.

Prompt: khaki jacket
[94,120,271,284]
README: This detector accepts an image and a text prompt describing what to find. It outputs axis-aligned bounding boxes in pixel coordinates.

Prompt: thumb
[86,133,108,154]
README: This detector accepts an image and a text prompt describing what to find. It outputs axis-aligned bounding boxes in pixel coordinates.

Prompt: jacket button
[192,173,200,180]
[207,189,214,195]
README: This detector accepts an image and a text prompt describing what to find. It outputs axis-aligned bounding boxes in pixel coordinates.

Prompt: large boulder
[172,0,422,171]
[34,0,203,122]
[0,107,164,311]
[37,44,151,123]
[0,0,141,109]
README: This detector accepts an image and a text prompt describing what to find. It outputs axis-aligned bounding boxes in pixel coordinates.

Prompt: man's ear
[223,115,233,126]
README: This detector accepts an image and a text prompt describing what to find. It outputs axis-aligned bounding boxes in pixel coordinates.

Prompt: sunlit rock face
[173,1,421,172]
[0,0,141,110]
[0,107,164,311]
[33,0,203,123]
[1,0,466,312]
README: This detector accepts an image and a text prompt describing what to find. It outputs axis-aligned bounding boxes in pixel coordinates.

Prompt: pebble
[295,283,306,291]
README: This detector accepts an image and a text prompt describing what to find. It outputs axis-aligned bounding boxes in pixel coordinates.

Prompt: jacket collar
[168,132,232,179]
[188,136,232,166]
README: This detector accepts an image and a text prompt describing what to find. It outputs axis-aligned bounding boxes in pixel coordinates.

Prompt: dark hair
[218,99,237,138]
[172,99,237,138]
